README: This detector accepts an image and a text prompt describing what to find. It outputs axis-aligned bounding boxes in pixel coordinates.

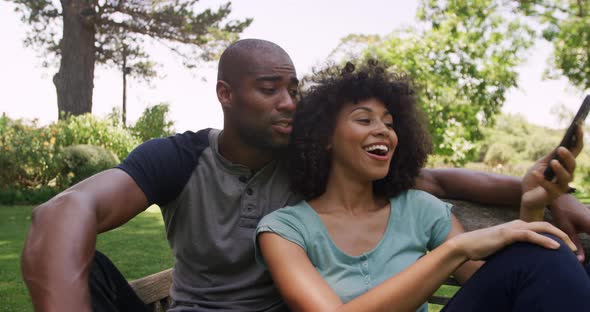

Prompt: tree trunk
[122,51,127,127]
[53,0,96,119]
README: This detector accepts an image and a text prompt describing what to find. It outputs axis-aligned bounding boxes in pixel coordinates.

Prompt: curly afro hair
[288,59,433,200]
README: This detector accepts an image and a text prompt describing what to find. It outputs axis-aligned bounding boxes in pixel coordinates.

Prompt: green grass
[1,205,456,311]
[0,205,173,312]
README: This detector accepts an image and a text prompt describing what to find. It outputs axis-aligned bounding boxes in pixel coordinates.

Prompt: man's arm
[415,168,522,206]
[550,194,590,262]
[21,169,148,312]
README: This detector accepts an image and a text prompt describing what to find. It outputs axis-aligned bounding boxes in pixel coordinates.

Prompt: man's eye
[288,89,298,97]
[261,88,276,95]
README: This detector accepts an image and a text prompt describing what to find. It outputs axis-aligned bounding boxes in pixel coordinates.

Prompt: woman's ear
[216,80,232,112]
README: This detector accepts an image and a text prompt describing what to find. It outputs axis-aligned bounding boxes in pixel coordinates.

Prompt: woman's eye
[385,122,394,128]
[357,119,371,124]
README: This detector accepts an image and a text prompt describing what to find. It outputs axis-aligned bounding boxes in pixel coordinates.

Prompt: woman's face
[329,98,398,182]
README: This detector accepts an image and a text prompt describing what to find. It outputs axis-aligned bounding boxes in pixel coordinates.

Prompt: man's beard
[236,120,288,153]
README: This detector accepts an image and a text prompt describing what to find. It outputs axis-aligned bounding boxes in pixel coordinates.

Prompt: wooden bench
[128,200,590,310]
[129,269,459,309]
[129,269,173,312]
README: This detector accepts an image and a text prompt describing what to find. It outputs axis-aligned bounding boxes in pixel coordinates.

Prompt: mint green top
[255,189,453,312]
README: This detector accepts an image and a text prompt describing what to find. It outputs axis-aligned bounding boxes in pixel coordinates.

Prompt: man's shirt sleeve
[116,129,210,206]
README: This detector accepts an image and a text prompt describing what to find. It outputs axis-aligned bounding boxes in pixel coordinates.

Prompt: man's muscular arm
[21,169,148,312]
[415,168,522,205]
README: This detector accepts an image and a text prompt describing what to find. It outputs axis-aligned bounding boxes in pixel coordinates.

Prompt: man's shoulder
[134,128,216,161]
[166,128,216,150]
[115,128,219,206]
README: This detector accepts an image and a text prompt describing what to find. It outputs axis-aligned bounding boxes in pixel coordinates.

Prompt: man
[21,39,586,312]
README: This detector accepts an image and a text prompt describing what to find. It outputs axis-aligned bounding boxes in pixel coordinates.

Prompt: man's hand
[550,195,590,262]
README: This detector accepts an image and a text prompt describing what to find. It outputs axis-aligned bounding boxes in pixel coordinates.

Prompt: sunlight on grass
[0,205,173,311]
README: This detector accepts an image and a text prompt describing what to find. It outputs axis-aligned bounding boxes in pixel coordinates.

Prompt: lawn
[0,205,463,311]
[0,205,173,312]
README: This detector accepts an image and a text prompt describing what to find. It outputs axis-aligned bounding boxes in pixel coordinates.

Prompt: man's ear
[216,80,232,112]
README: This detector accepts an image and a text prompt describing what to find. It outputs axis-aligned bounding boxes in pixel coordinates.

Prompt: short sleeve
[421,194,453,250]
[401,190,453,250]
[254,206,308,268]
[116,129,210,206]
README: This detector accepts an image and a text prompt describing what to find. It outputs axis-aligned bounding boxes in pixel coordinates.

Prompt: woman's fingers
[556,146,577,176]
[570,125,584,157]
[532,171,566,198]
[511,230,560,249]
[512,221,577,252]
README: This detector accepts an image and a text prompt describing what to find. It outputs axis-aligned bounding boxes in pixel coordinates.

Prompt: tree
[331,0,535,164]
[516,0,590,90]
[8,0,251,118]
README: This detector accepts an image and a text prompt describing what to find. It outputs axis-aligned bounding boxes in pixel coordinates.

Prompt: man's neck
[217,130,275,171]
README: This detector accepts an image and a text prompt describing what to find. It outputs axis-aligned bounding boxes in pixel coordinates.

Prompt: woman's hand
[448,220,577,261]
[520,125,583,221]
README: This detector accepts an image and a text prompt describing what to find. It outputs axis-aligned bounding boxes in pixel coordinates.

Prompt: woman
[255,60,590,311]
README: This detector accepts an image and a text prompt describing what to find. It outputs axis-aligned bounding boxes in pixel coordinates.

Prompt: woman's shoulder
[390,189,452,215]
[393,189,444,204]
[258,200,314,230]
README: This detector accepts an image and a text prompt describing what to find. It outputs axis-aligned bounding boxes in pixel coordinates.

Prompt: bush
[484,143,516,166]
[56,144,120,188]
[50,113,140,160]
[131,103,175,142]
[0,186,59,205]
[525,136,557,161]
[0,115,58,188]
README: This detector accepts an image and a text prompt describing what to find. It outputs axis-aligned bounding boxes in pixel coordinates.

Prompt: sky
[0,0,587,132]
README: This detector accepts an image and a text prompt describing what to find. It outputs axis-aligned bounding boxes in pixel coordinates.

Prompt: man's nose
[276,89,296,113]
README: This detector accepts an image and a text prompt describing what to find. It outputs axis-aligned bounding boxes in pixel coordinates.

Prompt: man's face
[229,52,299,151]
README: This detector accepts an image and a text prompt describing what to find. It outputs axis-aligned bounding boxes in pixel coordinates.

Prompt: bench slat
[129,268,173,305]
[428,295,452,305]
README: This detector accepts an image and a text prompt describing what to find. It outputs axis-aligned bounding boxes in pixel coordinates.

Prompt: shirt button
[246,188,254,195]
[239,176,248,183]
[363,262,368,267]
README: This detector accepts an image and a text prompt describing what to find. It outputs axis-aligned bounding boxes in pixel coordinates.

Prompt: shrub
[484,143,516,167]
[131,103,175,142]
[50,113,140,160]
[0,186,59,205]
[0,115,58,188]
[525,136,557,161]
[56,144,120,188]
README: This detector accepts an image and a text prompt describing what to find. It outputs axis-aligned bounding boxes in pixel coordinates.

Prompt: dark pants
[89,250,151,312]
[443,235,590,311]
[90,237,590,312]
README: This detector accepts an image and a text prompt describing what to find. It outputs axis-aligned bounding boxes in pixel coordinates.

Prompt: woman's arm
[259,220,575,312]
[258,232,466,312]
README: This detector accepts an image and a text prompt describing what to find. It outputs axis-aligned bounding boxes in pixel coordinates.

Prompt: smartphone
[544,94,590,180]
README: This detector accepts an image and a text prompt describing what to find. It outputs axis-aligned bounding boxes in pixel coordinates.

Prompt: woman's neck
[311,166,384,215]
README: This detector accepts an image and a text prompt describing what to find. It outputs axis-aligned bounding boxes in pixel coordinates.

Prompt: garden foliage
[0,105,175,204]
